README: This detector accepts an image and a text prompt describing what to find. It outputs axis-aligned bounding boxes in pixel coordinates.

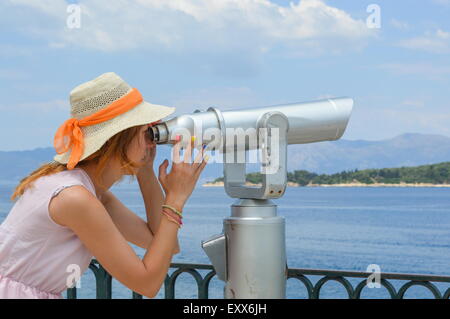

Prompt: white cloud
[390,19,409,31]
[0,44,36,57]
[401,99,425,108]
[381,107,450,137]
[346,98,450,140]
[315,94,337,100]
[431,0,450,6]
[2,0,376,56]
[0,69,30,80]
[8,0,66,15]
[169,86,264,114]
[398,29,450,54]
[379,62,450,80]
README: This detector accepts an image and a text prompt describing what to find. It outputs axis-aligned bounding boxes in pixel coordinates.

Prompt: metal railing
[66,259,450,299]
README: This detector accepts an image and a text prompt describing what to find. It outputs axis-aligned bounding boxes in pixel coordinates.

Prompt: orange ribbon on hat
[54,88,143,170]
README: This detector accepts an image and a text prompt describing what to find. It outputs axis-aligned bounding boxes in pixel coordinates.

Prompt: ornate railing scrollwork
[65,260,450,299]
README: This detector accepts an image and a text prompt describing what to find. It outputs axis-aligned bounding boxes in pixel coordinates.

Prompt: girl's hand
[158,136,208,212]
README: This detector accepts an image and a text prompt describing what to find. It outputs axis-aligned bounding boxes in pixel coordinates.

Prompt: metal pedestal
[202,111,289,299]
[224,199,286,298]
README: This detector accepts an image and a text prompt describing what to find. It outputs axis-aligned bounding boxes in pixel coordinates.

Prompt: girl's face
[126,124,156,172]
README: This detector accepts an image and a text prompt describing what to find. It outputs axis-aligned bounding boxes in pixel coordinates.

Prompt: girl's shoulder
[36,168,97,199]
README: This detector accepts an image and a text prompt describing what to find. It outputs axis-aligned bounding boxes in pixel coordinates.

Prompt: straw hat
[53,72,175,166]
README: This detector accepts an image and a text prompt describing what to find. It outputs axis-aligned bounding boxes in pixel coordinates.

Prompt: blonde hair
[10,125,144,202]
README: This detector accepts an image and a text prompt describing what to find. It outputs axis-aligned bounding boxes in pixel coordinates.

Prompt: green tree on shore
[209,161,450,185]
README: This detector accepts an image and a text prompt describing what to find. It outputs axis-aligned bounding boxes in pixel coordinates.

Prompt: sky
[0,0,449,151]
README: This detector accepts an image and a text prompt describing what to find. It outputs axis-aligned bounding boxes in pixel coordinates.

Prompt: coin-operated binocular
[149,97,353,298]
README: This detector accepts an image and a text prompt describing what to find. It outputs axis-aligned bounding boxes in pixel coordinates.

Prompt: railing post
[67,287,77,299]
[89,261,112,299]
[132,291,143,299]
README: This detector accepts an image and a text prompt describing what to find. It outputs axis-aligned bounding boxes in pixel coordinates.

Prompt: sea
[1,180,450,299]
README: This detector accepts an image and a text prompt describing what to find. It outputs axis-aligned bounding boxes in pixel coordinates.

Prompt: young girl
[0,72,208,298]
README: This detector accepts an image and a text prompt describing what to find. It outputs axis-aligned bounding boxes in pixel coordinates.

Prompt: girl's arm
[49,185,183,298]
[137,168,180,254]
[101,190,154,249]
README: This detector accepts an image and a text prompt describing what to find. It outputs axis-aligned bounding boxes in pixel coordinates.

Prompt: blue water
[1,180,450,299]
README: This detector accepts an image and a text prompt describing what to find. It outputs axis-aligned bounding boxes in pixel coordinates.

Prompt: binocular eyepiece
[146,125,158,143]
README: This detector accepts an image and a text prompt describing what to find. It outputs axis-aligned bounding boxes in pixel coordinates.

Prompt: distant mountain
[1,133,450,184]
[0,147,57,182]
[286,133,450,174]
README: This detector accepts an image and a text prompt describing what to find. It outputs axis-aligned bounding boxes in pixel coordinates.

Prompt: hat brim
[53,101,176,165]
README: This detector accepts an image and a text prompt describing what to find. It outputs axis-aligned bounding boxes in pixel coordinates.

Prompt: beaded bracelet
[162,207,183,226]
[162,210,182,228]
[162,208,183,225]
[162,204,183,218]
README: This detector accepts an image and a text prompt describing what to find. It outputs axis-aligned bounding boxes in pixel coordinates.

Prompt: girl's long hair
[10,125,143,202]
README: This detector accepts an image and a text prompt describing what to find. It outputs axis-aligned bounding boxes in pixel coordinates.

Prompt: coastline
[202,181,450,188]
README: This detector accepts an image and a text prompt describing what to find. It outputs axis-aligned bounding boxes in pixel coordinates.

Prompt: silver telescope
[148,97,353,151]
[150,97,353,299]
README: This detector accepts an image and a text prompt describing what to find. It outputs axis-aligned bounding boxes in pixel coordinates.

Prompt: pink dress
[0,168,97,299]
